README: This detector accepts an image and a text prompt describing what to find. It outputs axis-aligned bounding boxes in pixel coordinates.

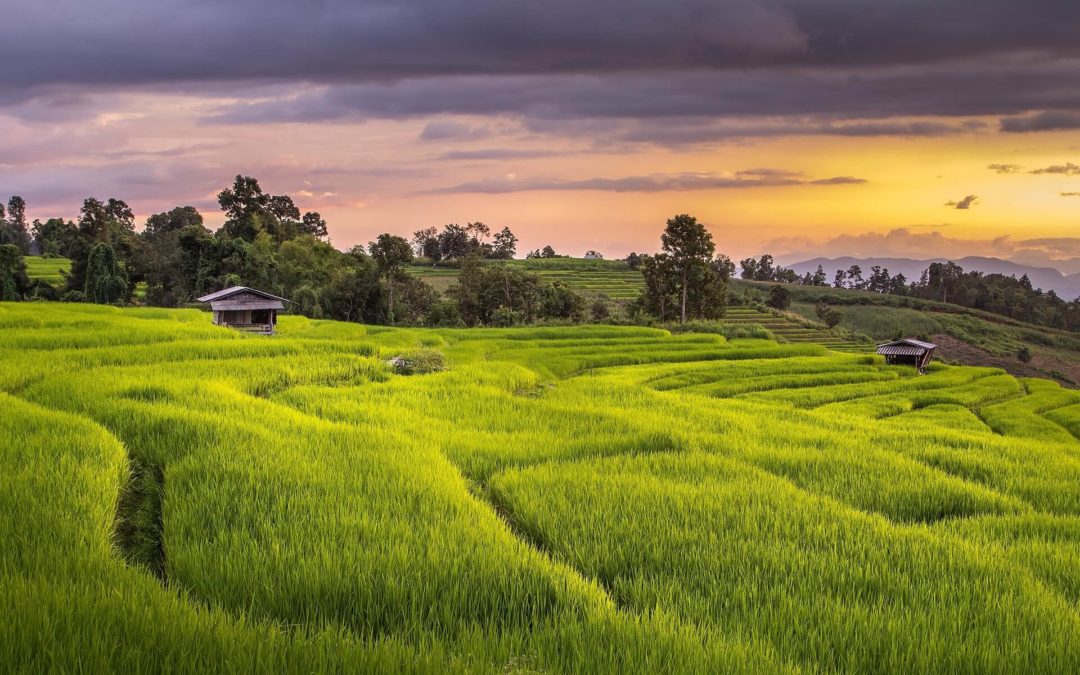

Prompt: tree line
[732,253,1079,331]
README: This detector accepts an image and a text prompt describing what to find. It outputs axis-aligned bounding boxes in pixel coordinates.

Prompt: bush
[491,305,522,327]
[425,300,464,327]
[1017,346,1033,363]
[767,285,792,310]
[388,348,447,375]
[590,298,611,322]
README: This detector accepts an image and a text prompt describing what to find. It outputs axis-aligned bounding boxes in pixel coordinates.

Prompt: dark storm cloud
[204,62,1080,128]
[4,1,1080,90]
[423,171,866,194]
[1000,111,1080,133]
[946,195,979,209]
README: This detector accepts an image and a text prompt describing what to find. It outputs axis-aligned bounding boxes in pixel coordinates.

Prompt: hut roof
[196,286,288,303]
[876,338,937,356]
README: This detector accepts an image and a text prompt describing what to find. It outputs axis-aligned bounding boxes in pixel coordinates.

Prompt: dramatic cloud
[987,163,1023,174]
[204,63,1080,128]
[1000,111,1080,133]
[5,1,1080,93]
[1031,162,1080,175]
[423,170,865,194]
[945,195,979,209]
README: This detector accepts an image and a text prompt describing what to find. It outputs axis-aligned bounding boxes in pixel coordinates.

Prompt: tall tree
[83,243,128,304]
[5,196,31,253]
[138,206,206,305]
[369,233,413,323]
[438,224,472,260]
[660,214,714,323]
[492,226,518,259]
[0,245,30,300]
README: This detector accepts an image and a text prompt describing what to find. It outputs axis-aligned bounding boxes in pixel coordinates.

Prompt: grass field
[3,302,1080,673]
[22,255,72,284]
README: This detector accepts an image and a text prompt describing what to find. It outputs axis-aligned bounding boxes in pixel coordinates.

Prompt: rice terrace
[4,300,1080,672]
[7,1,1080,673]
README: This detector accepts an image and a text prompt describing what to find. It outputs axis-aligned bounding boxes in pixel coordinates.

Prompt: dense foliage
[2,303,1079,673]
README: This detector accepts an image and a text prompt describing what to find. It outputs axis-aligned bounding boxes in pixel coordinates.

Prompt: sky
[2,0,1080,266]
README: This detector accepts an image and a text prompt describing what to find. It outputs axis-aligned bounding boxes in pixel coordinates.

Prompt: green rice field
[409,260,645,300]
[22,255,72,285]
[3,302,1080,673]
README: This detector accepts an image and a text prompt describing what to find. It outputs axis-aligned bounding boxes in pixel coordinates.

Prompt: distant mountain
[784,256,1080,300]
[1006,252,1080,277]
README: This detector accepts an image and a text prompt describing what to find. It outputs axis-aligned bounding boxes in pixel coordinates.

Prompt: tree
[660,214,714,323]
[3,196,31,253]
[32,218,79,257]
[767,285,791,310]
[541,245,557,258]
[0,245,29,300]
[438,224,472,260]
[218,175,271,242]
[925,261,964,303]
[739,257,757,280]
[815,301,842,328]
[412,227,441,261]
[369,233,413,323]
[640,253,679,322]
[753,254,775,282]
[300,212,328,239]
[83,243,128,304]
[465,222,490,244]
[449,256,547,326]
[713,254,736,281]
[845,264,864,290]
[138,206,206,306]
[539,281,586,321]
[492,227,518,259]
[833,269,846,289]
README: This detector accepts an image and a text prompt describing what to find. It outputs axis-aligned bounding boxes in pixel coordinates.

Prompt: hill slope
[2,303,1080,673]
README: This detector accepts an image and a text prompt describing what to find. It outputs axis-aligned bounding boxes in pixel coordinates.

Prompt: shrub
[491,305,522,327]
[590,299,611,322]
[767,285,791,310]
[1017,346,1033,363]
[388,348,447,375]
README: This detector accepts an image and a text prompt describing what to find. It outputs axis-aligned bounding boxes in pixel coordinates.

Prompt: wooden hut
[876,338,937,373]
[197,286,286,335]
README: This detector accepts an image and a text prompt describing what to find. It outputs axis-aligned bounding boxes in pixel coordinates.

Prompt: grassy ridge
[2,302,1080,672]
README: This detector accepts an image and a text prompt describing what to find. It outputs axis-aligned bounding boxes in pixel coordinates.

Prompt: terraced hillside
[3,302,1080,673]
[720,306,870,352]
[409,260,644,299]
[22,255,72,284]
